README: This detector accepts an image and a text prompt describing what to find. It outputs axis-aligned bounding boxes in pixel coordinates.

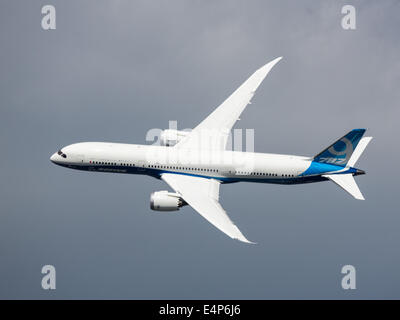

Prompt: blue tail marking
[313,129,366,167]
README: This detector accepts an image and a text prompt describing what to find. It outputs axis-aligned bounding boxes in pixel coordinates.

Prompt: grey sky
[0,0,399,298]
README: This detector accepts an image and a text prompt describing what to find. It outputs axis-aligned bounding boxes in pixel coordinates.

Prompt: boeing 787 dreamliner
[50,57,372,243]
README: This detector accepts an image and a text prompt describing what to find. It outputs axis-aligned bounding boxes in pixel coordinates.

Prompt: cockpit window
[57,150,67,158]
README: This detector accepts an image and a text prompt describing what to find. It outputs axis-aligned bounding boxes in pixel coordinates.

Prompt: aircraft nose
[50,153,57,163]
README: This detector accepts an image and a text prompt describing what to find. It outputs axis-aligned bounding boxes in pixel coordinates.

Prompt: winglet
[253,57,282,87]
[232,226,257,244]
[238,238,257,245]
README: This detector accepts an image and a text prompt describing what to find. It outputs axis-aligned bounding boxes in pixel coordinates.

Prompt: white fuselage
[50,142,325,185]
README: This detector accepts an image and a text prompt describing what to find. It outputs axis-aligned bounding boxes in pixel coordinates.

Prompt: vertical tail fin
[313,129,366,166]
[321,133,372,201]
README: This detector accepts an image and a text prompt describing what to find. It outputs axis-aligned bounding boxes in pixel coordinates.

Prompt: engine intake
[150,191,186,211]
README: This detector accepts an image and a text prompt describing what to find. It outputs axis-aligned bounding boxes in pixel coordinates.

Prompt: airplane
[50,57,372,244]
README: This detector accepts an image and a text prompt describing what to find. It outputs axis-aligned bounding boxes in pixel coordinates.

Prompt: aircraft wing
[161,173,254,243]
[175,57,282,150]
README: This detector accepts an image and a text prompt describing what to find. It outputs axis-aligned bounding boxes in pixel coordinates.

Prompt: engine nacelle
[150,191,186,212]
[160,129,190,146]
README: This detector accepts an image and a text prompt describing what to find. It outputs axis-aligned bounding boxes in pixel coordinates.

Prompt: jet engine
[160,129,190,146]
[150,191,187,211]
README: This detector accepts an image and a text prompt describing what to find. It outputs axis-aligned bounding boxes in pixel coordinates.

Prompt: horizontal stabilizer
[323,174,365,200]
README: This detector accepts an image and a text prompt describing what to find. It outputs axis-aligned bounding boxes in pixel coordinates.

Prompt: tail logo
[314,129,365,167]
[321,137,353,164]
